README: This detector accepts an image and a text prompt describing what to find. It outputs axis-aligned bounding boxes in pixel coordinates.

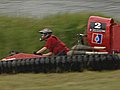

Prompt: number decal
[94,23,101,29]
[90,22,106,32]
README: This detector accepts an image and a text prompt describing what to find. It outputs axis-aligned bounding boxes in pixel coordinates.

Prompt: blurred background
[0,0,120,19]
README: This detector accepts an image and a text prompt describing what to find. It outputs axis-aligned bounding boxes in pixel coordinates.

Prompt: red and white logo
[92,33,103,44]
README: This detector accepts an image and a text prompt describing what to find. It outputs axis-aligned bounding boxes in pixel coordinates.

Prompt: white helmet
[39,28,52,41]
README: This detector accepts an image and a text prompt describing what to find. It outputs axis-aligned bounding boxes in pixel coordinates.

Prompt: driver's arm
[42,52,53,56]
[36,47,53,56]
[36,47,47,54]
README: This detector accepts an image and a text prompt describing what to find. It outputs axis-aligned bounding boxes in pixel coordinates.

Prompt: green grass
[0,12,113,59]
[0,70,120,90]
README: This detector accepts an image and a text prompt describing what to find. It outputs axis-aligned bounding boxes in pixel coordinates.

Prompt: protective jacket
[44,35,70,55]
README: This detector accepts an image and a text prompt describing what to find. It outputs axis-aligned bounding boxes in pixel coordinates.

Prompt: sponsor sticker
[92,33,103,44]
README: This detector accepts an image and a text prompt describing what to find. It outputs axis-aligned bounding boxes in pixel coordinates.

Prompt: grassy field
[0,70,120,90]
[0,12,111,59]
